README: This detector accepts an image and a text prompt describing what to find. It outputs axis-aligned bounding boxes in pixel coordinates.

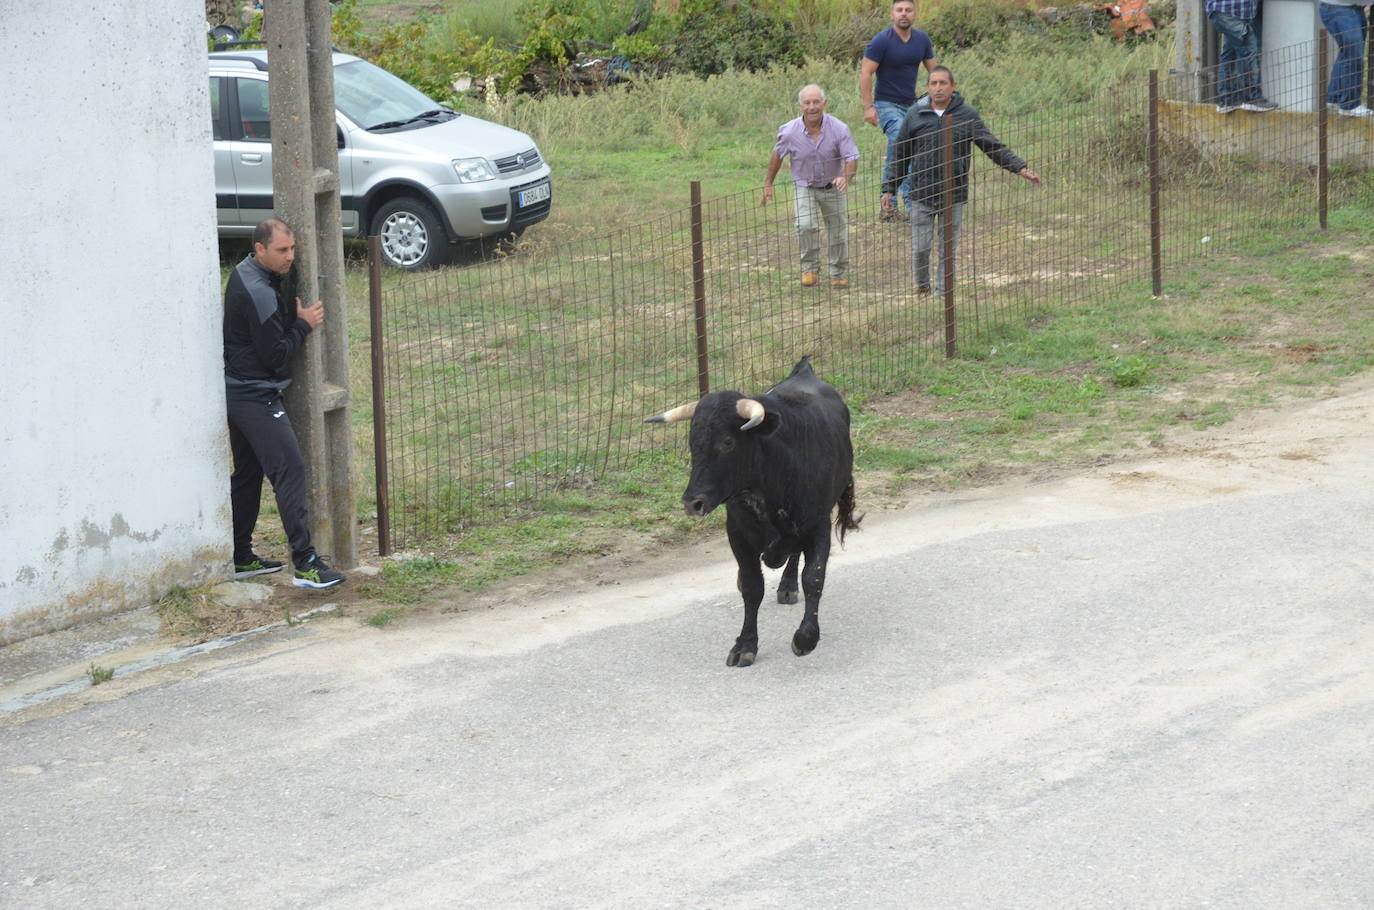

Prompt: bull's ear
[752,411,783,436]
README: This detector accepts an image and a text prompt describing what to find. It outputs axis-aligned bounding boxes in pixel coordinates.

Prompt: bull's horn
[736,398,766,431]
[644,401,697,424]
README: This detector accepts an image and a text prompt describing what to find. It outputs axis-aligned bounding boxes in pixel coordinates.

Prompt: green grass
[366,608,405,627]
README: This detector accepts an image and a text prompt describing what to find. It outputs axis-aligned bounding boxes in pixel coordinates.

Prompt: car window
[237,79,271,141]
[334,59,440,129]
[210,77,224,141]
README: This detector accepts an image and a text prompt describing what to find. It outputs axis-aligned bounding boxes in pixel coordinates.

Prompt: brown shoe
[917,285,932,296]
[801,271,818,287]
[831,277,848,289]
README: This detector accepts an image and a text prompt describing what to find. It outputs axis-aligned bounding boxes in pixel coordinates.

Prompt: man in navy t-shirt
[859,0,937,219]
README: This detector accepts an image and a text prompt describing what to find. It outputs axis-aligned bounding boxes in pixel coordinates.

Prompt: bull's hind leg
[776,553,800,604]
[792,529,831,657]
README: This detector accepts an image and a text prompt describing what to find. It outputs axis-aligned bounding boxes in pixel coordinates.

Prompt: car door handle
[240,153,264,163]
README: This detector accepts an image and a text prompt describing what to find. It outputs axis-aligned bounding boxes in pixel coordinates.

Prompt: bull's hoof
[791,627,819,657]
[776,587,799,605]
[727,647,757,667]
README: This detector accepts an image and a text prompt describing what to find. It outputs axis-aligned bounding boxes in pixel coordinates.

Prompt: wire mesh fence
[369,42,1374,552]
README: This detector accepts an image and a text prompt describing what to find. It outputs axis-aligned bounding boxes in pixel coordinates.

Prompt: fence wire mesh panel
[1159,38,1361,270]
[375,210,702,545]
[372,39,1374,550]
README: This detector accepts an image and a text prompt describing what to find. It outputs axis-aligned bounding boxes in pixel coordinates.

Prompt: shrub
[668,0,804,76]
[923,0,1036,50]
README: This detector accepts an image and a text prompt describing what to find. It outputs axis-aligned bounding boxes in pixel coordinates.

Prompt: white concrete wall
[0,1,230,642]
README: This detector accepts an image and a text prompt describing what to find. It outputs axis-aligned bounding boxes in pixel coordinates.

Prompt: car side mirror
[337,126,345,149]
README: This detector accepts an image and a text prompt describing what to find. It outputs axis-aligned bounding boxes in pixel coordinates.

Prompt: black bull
[645,357,861,667]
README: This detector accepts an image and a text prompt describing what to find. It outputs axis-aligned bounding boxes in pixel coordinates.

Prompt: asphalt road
[3,388,1374,909]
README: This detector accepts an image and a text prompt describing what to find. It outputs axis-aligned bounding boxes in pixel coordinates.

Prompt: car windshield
[334,59,445,129]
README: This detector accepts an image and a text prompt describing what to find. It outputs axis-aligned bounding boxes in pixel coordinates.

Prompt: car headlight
[453,157,495,183]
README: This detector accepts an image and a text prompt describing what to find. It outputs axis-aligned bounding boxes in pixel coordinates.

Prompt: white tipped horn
[644,401,698,424]
[736,398,766,431]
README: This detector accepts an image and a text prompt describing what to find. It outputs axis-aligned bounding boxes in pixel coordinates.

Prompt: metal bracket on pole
[266,0,357,567]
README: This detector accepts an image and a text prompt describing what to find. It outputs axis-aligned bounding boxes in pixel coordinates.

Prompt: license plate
[518,183,550,207]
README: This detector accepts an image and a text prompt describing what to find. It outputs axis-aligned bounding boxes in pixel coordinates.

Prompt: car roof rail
[209,43,346,60]
[211,41,269,58]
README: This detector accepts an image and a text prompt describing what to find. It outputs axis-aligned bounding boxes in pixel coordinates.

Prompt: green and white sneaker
[234,554,285,579]
[293,554,345,589]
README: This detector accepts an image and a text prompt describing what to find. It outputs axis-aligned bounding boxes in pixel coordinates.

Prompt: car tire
[371,197,450,270]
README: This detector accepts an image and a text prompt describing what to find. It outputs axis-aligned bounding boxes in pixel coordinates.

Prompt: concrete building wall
[0,1,230,643]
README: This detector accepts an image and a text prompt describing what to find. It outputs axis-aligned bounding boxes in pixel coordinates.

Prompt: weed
[1107,354,1154,388]
[88,664,115,686]
[154,585,210,639]
[367,608,404,628]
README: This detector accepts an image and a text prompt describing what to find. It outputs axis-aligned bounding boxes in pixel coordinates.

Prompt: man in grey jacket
[880,67,1040,296]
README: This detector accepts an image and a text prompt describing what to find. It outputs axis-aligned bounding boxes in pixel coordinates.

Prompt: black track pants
[227,394,313,564]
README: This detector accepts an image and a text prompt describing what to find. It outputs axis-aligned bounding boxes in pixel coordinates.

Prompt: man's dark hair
[929,65,954,83]
[253,218,293,247]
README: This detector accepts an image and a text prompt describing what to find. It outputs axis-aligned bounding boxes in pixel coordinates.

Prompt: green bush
[668,0,804,76]
[332,0,468,102]
[923,0,1036,50]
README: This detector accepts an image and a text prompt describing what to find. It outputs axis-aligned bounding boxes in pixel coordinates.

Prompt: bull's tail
[834,478,863,545]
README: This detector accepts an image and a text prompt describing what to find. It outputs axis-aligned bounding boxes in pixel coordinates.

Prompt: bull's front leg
[728,531,764,668]
[792,528,831,657]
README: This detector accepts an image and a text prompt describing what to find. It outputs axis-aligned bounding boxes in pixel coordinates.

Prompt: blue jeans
[1320,3,1368,109]
[874,100,912,209]
[1209,11,1263,106]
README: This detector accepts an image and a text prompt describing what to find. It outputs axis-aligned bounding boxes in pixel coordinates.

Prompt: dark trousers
[227,394,313,564]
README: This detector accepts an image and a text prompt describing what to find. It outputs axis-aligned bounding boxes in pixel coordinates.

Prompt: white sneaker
[1239,99,1278,112]
[1339,104,1374,117]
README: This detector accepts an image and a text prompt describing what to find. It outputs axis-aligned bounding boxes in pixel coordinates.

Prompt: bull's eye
[715,436,736,454]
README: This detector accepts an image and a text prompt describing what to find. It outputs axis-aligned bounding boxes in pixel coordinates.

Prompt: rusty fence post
[690,180,710,396]
[1368,20,1374,112]
[940,115,957,359]
[1318,31,1329,231]
[1149,69,1163,296]
[367,236,390,556]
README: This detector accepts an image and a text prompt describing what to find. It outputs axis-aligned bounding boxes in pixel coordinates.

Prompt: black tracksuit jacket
[222,255,312,400]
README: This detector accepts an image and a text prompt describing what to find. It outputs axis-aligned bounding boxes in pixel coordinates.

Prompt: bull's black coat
[648,356,859,666]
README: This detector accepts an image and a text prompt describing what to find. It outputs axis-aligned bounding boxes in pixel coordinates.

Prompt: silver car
[210,50,552,269]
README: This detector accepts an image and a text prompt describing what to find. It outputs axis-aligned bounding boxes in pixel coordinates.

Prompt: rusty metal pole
[1367,16,1374,110]
[265,0,356,566]
[1363,16,1374,110]
[690,180,710,396]
[940,116,956,359]
[368,237,390,557]
[1318,30,1330,231]
[1149,69,1163,296]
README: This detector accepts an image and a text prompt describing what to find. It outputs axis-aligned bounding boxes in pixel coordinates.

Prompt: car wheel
[371,197,450,270]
